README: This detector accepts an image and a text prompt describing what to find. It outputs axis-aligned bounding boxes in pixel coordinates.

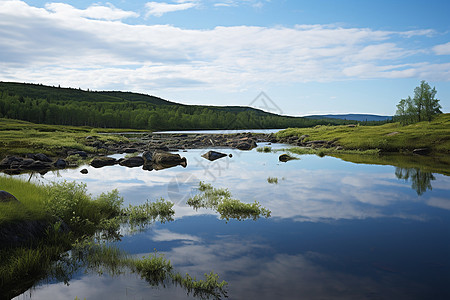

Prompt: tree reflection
[395,167,436,196]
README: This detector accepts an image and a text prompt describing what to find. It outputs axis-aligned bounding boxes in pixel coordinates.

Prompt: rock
[119,156,144,167]
[91,141,103,148]
[34,153,52,162]
[142,164,154,171]
[336,146,344,151]
[387,132,400,136]
[0,156,22,168]
[90,157,117,168]
[229,153,233,158]
[19,158,35,166]
[0,191,19,203]
[142,151,154,164]
[150,151,187,169]
[413,148,431,155]
[123,148,138,153]
[53,158,67,169]
[201,150,227,161]
[279,154,296,162]
[80,168,89,174]
[0,220,49,248]
[153,151,186,165]
[25,160,52,170]
[236,142,252,150]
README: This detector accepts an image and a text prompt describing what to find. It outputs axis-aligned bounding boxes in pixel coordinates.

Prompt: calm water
[13,143,450,300]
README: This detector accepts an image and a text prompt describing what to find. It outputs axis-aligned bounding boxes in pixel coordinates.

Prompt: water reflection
[13,149,450,224]
[395,167,436,196]
[8,146,450,299]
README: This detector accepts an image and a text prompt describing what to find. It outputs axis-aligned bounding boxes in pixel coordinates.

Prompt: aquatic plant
[187,181,271,222]
[267,177,278,184]
[122,198,175,229]
[130,250,228,299]
[256,146,272,153]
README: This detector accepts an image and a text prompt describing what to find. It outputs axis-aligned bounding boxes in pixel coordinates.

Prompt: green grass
[0,118,130,157]
[0,176,48,225]
[276,113,450,154]
[187,182,271,222]
[256,146,273,153]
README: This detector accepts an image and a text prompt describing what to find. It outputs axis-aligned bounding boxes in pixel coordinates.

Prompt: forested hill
[0,82,177,106]
[305,114,392,122]
[0,81,374,130]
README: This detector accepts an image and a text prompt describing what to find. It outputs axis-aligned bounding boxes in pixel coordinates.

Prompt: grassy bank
[0,177,228,299]
[276,113,450,154]
[0,118,134,157]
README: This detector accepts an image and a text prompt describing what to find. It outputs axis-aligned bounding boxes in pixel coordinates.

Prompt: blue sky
[0,0,449,116]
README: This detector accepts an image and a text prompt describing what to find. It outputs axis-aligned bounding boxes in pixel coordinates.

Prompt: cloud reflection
[19,150,450,223]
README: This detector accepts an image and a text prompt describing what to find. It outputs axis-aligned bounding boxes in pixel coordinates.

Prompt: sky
[0,0,449,116]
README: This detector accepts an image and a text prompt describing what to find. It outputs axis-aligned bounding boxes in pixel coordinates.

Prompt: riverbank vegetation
[0,177,227,299]
[276,113,450,154]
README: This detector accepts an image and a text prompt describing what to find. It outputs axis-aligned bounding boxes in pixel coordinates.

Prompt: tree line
[0,82,386,130]
[394,81,442,125]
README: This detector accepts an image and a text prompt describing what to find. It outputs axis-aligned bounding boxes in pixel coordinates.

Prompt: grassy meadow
[0,118,133,157]
[276,113,450,154]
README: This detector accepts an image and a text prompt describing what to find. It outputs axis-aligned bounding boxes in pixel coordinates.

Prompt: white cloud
[151,228,201,242]
[145,1,198,17]
[0,1,448,93]
[45,2,138,20]
[427,197,450,210]
[433,42,450,55]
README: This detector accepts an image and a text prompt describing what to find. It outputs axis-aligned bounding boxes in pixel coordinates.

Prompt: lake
[11,140,450,299]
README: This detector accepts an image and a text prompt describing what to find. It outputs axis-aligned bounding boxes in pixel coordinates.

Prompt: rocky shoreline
[0,132,342,174]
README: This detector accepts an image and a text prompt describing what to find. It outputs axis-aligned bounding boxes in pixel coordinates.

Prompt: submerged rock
[279,154,296,162]
[201,150,227,161]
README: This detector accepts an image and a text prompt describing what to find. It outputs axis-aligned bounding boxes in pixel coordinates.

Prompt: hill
[0,82,381,130]
[305,114,392,122]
